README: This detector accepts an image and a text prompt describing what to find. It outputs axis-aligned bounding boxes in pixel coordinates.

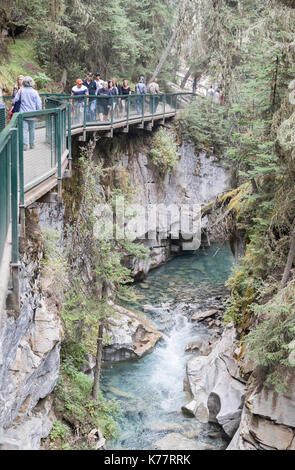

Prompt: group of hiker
[9,72,224,150]
[71,73,161,122]
[11,75,42,150]
[207,85,224,105]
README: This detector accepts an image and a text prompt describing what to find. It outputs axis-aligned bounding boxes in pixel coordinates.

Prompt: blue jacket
[13,87,42,113]
[135,83,147,94]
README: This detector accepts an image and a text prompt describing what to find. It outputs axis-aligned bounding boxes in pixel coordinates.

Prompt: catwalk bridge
[0,91,195,313]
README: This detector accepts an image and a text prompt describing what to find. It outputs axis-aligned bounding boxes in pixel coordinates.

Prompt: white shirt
[95,80,104,93]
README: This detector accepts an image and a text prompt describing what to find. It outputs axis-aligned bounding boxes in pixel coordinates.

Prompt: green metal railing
[0,98,71,293]
[0,91,194,308]
[46,92,195,131]
[0,113,19,269]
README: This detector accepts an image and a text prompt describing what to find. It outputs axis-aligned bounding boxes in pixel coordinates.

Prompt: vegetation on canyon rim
[176,0,295,392]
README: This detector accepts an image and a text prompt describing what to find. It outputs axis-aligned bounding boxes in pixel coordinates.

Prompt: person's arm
[35,92,42,110]
[12,90,20,105]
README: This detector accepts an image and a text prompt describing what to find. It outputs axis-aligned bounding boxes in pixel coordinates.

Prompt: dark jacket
[83,79,97,96]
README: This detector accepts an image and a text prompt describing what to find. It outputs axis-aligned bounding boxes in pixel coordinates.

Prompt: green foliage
[42,228,68,299]
[0,37,49,93]
[49,420,70,444]
[176,97,230,153]
[246,282,295,392]
[55,361,118,442]
[32,72,51,89]
[150,127,180,174]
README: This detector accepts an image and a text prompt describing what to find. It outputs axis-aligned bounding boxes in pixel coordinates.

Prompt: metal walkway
[0,91,194,314]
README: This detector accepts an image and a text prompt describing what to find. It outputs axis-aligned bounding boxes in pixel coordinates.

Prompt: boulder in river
[181,400,198,417]
[186,327,246,438]
[102,303,162,363]
[191,309,220,322]
[185,340,204,352]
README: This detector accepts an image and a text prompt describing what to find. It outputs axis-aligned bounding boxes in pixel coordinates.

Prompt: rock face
[102,303,162,363]
[228,385,295,450]
[96,137,230,279]
[0,396,56,450]
[186,327,246,438]
[191,309,219,322]
[0,203,64,450]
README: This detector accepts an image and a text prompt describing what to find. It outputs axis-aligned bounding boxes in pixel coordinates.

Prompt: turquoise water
[101,244,234,450]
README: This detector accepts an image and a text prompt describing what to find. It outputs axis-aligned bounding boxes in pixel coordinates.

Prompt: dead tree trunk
[281,218,295,289]
[92,320,104,400]
[148,28,178,86]
[180,66,193,89]
[60,68,67,91]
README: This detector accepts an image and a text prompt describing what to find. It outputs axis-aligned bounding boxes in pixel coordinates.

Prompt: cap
[95,72,100,76]
[87,72,92,76]
[76,79,83,85]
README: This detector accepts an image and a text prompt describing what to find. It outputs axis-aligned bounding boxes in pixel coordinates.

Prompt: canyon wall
[0,131,230,449]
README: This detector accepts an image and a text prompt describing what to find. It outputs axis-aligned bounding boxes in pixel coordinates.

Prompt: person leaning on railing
[120,80,131,118]
[97,82,111,122]
[108,80,118,121]
[71,79,88,125]
[135,76,147,115]
[83,72,97,122]
[147,78,160,114]
[12,76,42,151]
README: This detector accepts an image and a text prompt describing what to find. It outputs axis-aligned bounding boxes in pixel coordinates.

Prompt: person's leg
[29,119,35,148]
[136,97,140,115]
[149,95,153,114]
[104,105,109,121]
[154,96,159,113]
[99,104,103,121]
[90,99,96,121]
[23,119,29,149]
[121,99,125,117]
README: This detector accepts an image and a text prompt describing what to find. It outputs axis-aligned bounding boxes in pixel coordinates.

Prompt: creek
[101,243,234,450]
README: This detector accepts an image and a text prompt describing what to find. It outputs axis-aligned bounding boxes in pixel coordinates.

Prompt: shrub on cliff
[150,127,180,174]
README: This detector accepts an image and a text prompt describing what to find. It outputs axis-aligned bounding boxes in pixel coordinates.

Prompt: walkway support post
[67,103,72,175]
[6,127,20,315]
[18,115,25,237]
[162,94,166,124]
[56,109,62,202]
[83,95,87,141]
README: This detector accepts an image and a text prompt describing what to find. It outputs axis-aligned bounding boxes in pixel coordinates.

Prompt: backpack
[136,82,146,94]
[148,82,158,94]
[9,90,22,119]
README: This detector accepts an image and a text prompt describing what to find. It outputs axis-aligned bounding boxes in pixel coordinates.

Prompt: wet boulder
[186,327,245,438]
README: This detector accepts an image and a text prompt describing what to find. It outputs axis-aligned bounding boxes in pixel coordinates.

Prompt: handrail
[0,91,194,314]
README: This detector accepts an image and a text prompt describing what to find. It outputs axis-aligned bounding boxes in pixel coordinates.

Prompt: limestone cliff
[93,131,230,279]
[0,203,64,449]
[0,131,230,449]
